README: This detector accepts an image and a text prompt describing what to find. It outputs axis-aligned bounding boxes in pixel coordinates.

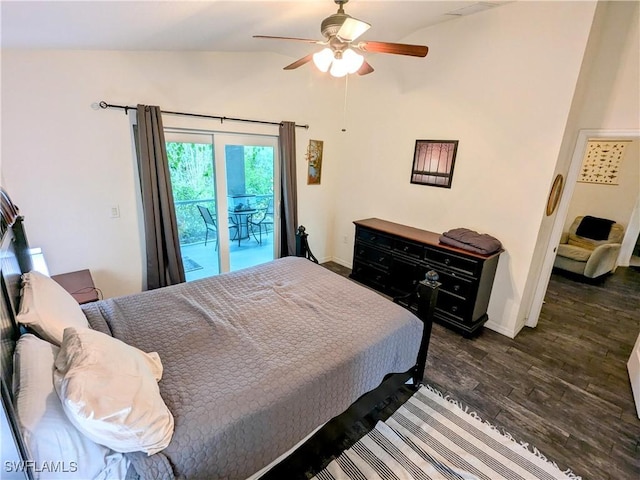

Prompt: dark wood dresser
[350,218,502,337]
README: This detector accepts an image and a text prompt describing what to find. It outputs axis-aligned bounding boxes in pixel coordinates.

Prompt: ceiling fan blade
[357,41,429,57]
[357,60,374,76]
[253,35,323,44]
[284,54,314,70]
[336,17,371,42]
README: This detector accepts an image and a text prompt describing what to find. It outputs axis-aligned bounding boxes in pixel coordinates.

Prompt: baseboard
[483,319,517,339]
[328,257,352,269]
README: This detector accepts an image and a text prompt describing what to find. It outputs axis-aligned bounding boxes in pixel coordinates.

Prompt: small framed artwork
[577,139,629,185]
[306,139,324,185]
[410,140,459,188]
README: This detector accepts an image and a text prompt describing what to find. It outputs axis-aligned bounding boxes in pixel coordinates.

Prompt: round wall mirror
[546,174,564,216]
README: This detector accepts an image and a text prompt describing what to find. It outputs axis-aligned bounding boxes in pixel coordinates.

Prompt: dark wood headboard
[1,216,34,480]
[2,226,22,394]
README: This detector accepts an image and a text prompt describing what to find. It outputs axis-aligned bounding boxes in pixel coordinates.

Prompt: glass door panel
[214,134,279,273]
[165,131,279,280]
[165,131,220,280]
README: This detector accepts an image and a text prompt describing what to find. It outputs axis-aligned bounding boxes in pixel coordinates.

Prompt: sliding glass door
[165,130,279,280]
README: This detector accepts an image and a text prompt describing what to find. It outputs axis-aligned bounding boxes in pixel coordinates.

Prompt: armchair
[554,215,624,279]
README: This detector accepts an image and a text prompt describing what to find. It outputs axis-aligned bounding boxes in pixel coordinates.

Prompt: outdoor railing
[175,195,273,246]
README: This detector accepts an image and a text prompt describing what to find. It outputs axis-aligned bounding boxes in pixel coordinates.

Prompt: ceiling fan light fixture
[329,57,349,77]
[312,47,334,72]
[313,47,363,77]
[342,48,364,74]
[328,49,363,77]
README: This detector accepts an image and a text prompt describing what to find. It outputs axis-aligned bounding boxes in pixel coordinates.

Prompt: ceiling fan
[254,0,429,77]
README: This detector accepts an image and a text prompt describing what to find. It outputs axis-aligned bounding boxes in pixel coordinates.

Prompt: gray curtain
[135,104,185,289]
[279,121,298,256]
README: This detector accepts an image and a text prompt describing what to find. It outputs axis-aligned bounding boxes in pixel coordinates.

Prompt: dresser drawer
[356,228,393,249]
[351,262,389,289]
[390,257,423,294]
[393,239,424,259]
[354,242,392,269]
[436,291,470,320]
[425,246,479,276]
[436,269,473,299]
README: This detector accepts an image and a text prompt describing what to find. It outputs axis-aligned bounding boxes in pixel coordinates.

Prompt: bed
[0,212,435,480]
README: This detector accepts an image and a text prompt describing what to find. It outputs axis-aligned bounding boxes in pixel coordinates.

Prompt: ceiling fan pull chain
[342,74,349,132]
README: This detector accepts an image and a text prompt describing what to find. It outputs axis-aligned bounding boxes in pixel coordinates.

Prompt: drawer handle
[375,275,382,281]
[379,256,386,262]
[358,249,365,255]
[451,306,458,313]
[371,235,377,241]
[403,246,409,252]
[453,285,460,292]
[445,258,451,265]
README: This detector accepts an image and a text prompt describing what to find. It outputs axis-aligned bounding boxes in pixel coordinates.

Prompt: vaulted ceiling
[1,1,507,56]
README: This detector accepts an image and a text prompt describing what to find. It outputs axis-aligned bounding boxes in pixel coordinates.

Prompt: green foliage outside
[244,146,274,209]
[167,142,274,245]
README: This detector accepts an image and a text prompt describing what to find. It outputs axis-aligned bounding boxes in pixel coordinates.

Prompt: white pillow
[17,271,89,346]
[54,327,174,456]
[13,333,129,480]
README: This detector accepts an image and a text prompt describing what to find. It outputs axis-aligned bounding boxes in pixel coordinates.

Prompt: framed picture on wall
[410,140,459,188]
[307,139,324,185]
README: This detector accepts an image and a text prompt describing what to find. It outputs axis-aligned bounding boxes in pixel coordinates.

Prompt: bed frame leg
[409,271,440,389]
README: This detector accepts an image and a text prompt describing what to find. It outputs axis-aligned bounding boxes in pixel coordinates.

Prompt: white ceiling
[1,1,505,55]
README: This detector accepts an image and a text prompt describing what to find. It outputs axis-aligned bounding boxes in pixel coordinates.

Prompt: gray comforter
[82,257,422,479]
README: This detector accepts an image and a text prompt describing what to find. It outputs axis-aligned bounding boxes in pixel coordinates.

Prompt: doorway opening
[527,129,640,328]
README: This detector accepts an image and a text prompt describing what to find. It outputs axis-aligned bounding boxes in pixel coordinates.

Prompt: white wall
[521,0,640,330]
[560,0,640,254]
[1,51,344,296]
[329,1,598,337]
[4,1,633,339]
[565,139,639,232]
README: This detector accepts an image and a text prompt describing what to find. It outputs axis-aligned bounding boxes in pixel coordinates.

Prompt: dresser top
[353,218,502,260]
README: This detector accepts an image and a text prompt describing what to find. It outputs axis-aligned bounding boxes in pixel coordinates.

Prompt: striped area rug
[313,385,580,480]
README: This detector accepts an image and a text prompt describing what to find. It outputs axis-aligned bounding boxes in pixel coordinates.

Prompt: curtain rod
[98,101,309,130]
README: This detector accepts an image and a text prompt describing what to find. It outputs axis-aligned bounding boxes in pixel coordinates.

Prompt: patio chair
[197,205,218,248]
[249,198,274,245]
[228,214,243,247]
[198,205,240,249]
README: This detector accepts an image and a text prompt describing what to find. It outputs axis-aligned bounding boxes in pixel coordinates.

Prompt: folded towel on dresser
[439,228,502,255]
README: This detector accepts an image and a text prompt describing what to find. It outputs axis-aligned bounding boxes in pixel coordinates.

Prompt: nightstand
[51,269,100,304]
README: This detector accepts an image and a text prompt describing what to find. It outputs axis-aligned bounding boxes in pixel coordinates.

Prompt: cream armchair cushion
[557,244,593,262]
[554,216,624,279]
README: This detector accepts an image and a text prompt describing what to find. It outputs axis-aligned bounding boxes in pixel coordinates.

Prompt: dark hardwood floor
[322,262,640,480]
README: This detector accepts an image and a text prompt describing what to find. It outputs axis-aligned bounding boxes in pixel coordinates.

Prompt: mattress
[82,257,423,479]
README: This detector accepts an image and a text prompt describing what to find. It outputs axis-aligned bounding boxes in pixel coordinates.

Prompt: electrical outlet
[109,205,120,218]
